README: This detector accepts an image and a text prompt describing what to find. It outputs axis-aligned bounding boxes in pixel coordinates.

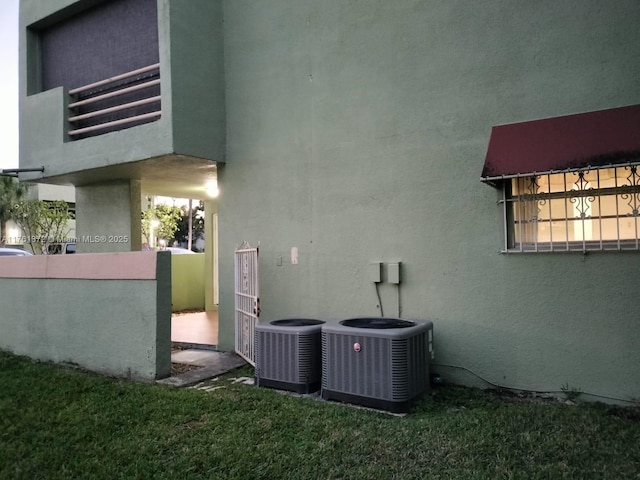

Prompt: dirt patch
[171,362,204,376]
[171,347,206,376]
[488,389,640,420]
[172,309,205,316]
[605,405,640,422]
[487,388,561,405]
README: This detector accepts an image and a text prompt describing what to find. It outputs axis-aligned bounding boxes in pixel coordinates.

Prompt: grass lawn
[1,351,639,479]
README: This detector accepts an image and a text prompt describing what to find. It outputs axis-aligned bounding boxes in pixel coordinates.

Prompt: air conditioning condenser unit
[255,318,325,393]
[321,317,434,413]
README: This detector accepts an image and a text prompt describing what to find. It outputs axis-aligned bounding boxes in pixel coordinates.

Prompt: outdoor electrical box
[369,262,382,283]
[388,262,402,284]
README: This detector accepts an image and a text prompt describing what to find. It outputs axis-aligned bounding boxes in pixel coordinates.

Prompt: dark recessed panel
[40,0,159,92]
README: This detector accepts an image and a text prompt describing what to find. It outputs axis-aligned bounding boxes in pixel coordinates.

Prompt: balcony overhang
[24,154,218,200]
[20,0,226,193]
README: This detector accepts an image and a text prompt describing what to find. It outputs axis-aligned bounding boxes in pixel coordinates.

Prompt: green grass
[1,352,639,480]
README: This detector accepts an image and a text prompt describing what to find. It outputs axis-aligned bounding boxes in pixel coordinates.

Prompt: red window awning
[481,104,640,182]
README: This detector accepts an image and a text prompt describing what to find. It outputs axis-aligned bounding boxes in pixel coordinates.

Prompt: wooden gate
[234,242,260,365]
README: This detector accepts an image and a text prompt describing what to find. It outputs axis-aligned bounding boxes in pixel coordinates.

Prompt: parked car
[0,247,34,256]
[163,247,196,254]
[44,242,76,255]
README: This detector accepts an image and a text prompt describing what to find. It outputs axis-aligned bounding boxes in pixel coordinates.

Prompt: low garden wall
[0,251,171,380]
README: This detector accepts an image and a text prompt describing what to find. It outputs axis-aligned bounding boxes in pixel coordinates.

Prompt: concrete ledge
[0,251,160,279]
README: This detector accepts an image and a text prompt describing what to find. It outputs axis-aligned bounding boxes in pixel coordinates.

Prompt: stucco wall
[75,180,142,253]
[218,0,640,403]
[0,251,171,380]
[171,253,205,311]
[169,0,225,161]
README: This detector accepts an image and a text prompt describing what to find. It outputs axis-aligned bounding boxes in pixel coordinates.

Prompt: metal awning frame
[481,160,640,187]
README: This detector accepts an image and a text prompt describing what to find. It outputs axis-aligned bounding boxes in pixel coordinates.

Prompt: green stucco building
[17,0,640,402]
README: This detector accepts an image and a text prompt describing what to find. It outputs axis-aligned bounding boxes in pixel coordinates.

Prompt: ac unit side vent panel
[255,319,324,394]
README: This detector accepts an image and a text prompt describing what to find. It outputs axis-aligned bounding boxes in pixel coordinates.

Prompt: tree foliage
[174,200,205,246]
[141,204,181,248]
[11,200,72,254]
[0,177,29,246]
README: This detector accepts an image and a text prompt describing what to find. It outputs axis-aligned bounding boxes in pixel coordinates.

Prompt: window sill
[503,241,640,253]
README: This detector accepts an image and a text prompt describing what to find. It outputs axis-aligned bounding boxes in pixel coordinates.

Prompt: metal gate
[234,242,260,365]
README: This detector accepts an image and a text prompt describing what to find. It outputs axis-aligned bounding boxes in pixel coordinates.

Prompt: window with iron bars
[503,165,640,252]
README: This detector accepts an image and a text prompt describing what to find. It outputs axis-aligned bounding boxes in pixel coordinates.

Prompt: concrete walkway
[164,311,246,387]
[160,349,246,387]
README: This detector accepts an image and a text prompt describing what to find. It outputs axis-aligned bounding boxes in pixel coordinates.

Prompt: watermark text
[2,235,130,244]
[80,235,130,244]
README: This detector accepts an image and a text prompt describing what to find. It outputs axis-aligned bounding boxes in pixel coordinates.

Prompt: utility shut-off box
[388,262,401,284]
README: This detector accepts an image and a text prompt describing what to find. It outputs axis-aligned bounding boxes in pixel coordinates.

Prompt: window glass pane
[619,216,638,240]
[545,173,565,194]
[549,219,568,243]
[600,218,619,241]
[598,168,618,188]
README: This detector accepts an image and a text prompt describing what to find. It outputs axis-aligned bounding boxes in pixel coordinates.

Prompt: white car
[0,247,34,256]
[163,247,196,254]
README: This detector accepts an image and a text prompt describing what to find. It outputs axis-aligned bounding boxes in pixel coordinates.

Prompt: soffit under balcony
[35,154,217,200]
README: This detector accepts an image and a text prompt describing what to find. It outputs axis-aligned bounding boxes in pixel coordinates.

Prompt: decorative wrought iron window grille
[503,165,640,252]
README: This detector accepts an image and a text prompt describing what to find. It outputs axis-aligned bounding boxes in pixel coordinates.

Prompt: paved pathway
[158,349,246,387]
